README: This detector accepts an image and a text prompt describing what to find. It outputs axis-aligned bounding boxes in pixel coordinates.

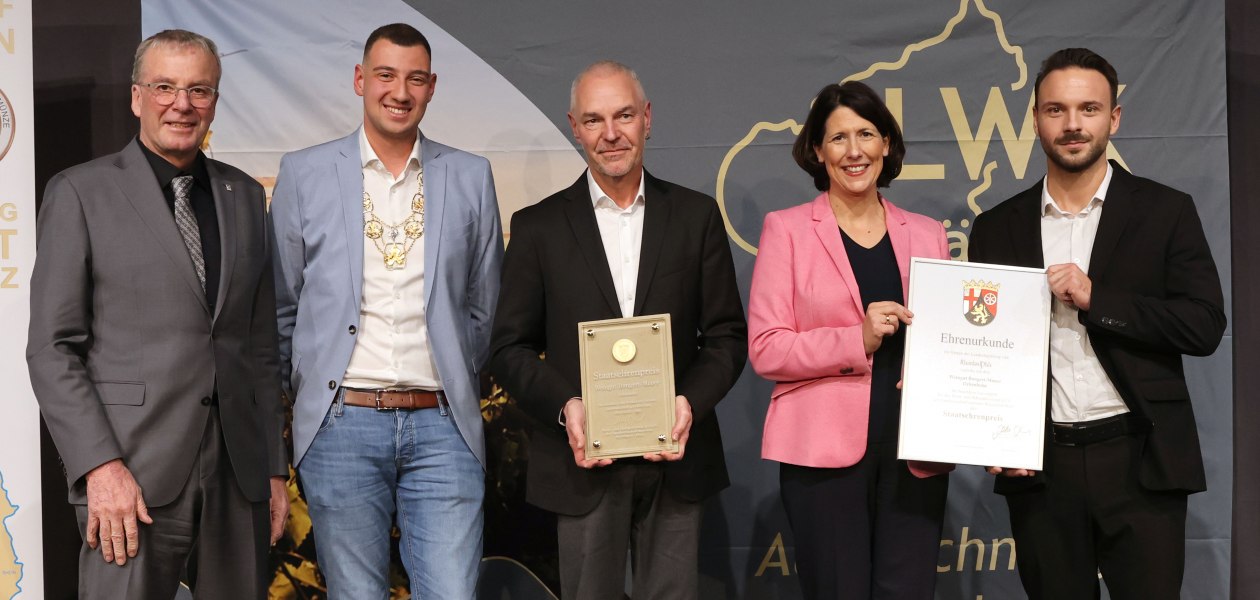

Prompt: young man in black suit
[970,48,1226,599]
[489,61,747,599]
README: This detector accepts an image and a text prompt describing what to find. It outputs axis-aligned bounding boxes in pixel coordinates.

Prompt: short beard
[1043,135,1107,174]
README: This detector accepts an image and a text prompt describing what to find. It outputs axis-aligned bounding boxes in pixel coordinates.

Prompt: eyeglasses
[137,82,218,108]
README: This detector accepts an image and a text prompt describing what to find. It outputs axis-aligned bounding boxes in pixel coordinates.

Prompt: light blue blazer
[270,129,503,468]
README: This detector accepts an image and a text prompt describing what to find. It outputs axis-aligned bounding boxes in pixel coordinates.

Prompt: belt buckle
[374,389,389,411]
[1052,422,1079,446]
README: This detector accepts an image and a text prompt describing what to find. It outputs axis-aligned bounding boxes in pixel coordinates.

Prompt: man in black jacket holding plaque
[489,61,747,600]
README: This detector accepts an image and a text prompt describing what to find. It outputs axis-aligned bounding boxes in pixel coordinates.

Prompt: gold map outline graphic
[715,0,1129,256]
[0,470,23,599]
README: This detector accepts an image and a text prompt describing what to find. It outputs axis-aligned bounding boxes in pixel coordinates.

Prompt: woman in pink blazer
[748,81,952,600]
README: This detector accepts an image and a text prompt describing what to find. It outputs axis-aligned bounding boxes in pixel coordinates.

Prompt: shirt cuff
[558,397,582,428]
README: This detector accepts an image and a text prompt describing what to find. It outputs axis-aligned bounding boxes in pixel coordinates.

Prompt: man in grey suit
[26,29,289,599]
[270,23,503,598]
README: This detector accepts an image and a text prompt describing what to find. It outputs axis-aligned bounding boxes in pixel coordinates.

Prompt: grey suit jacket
[270,130,503,469]
[27,139,287,506]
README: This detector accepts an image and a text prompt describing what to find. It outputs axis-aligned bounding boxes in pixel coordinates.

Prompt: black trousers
[780,442,948,600]
[1005,433,1188,600]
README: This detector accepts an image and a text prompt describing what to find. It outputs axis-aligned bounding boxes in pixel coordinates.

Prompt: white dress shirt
[1040,163,1127,422]
[341,130,442,391]
[588,171,647,318]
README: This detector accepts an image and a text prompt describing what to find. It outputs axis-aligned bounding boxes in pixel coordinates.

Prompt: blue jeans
[298,392,484,599]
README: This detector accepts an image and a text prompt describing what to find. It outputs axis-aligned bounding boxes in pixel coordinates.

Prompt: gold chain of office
[363,166,425,270]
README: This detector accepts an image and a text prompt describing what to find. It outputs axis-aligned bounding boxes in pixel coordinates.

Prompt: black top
[138,139,221,311]
[840,229,904,444]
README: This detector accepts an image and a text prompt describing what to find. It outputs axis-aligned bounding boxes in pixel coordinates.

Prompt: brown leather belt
[342,388,440,410]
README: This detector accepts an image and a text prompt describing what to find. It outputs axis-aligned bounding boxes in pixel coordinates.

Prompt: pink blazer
[748,193,953,477]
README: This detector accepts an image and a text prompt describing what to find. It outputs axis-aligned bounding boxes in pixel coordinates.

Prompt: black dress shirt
[138,139,221,311]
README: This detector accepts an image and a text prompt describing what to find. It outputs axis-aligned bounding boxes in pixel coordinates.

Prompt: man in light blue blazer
[269,23,502,598]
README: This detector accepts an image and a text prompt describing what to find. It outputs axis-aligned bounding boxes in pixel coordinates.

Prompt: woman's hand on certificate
[863,301,913,355]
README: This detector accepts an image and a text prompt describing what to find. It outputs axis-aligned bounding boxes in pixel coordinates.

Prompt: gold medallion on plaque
[611,338,637,363]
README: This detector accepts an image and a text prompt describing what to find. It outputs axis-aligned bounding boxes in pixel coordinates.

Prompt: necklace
[363,165,425,270]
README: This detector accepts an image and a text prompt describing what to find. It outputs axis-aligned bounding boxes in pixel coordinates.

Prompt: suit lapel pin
[224,183,233,191]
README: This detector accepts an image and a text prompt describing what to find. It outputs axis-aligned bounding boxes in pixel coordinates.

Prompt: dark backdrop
[32,0,139,597]
[1226,2,1260,598]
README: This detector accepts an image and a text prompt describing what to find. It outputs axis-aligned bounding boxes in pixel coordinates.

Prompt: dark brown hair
[1034,48,1119,108]
[792,81,905,191]
[364,23,432,61]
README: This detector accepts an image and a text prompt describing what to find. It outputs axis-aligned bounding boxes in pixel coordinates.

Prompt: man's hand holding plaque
[643,395,691,462]
[563,394,693,467]
[563,399,615,469]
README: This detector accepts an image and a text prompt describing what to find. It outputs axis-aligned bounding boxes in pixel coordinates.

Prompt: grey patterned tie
[171,175,206,291]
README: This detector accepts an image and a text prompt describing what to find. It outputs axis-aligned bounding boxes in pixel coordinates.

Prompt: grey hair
[569,60,647,112]
[131,29,222,85]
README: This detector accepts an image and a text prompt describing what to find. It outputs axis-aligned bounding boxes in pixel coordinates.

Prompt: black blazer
[489,171,748,516]
[969,161,1226,495]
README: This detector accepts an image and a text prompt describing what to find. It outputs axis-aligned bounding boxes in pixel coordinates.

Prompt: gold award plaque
[578,314,677,459]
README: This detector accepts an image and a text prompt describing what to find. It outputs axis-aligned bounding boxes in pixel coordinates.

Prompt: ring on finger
[884,314,893,325]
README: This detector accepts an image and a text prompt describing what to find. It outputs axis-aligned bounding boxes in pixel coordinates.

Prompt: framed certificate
[578,314,678,459]
[897,258,1051,470]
